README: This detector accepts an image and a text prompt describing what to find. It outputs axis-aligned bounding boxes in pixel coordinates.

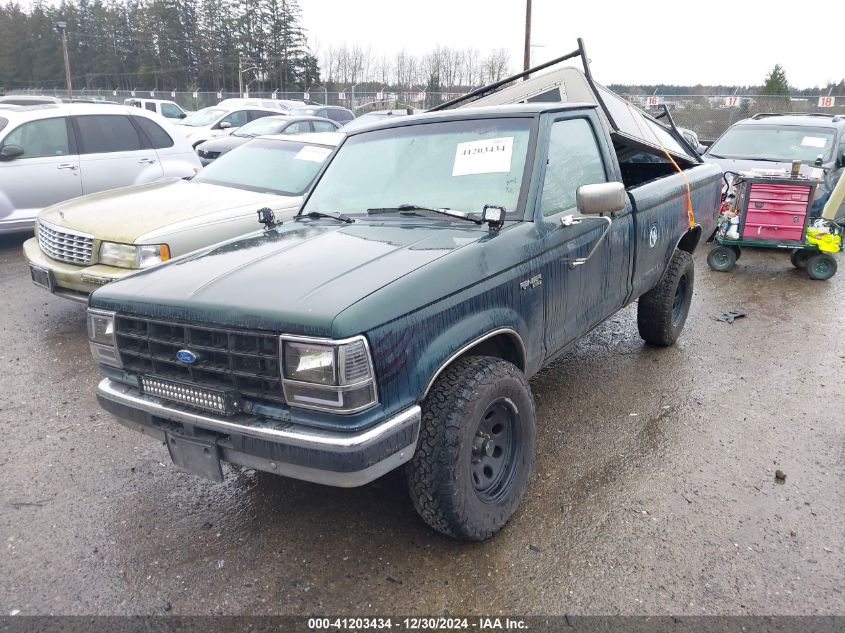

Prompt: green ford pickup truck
[87,44,722,540]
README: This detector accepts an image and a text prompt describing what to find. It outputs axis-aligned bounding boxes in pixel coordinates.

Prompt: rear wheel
[790,249,811,269]
[806,253,837,280]
[407,356,535,541]
[707,245,737,272]
[638,249,694,347]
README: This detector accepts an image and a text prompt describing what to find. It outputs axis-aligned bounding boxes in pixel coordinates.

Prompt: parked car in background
[218,98,306,112]
[195,115,340,165]
[704,113,845,221]
[291,105,355,125]
[340,108,417,131]
[176,104,279,147]
[24,132,341,301]
[124,98,187,120]
[0,103,200,235]
[0,95,62,106]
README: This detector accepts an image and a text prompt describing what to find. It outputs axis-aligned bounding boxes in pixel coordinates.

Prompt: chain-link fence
[9,89,845,140]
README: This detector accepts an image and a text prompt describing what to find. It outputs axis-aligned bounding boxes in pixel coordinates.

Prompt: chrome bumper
[96,378,421,487]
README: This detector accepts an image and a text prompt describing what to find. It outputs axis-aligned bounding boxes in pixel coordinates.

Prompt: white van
[124,98,187,120]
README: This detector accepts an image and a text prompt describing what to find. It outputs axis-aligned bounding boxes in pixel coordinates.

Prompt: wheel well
[422,330,527,399]
[678,226,702,254]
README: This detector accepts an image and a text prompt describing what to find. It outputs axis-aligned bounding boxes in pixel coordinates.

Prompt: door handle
[138,158,157,164]
[57,163,78,170]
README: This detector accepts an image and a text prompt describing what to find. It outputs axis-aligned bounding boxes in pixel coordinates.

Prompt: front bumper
[96,378,421,487]
[23,238,132,301]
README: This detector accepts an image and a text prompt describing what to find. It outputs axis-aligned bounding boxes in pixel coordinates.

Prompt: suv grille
[114,315,284,407]
[38,221,94,265]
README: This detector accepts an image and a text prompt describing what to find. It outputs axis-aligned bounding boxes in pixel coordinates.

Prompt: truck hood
[38,179,289,243]
[89,220,487,336]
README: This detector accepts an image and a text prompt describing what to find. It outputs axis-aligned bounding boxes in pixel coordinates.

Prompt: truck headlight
[281,336,377,413]
[99,242,170,269]
[87,309,121,368]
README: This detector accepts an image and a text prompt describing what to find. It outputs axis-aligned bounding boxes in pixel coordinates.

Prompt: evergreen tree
[762,64,790,96]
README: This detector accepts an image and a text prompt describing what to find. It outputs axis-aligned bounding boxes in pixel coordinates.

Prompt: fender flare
[419,323,527,400]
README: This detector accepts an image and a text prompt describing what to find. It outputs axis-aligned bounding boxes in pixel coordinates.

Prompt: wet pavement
[0,232,842,616]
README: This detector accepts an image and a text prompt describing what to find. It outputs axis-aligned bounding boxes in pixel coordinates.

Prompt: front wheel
[407,356,536,541]
[638,249,695,347]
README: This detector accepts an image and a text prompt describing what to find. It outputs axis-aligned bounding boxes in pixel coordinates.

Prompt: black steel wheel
[707,245,737,272]
[806,253,837,281]
[471,398,521,503]
[791,249,811,269]
[407,356,536,541]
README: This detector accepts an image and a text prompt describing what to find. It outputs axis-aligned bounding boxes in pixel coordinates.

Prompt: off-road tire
[806,253,837,280]
[407,356,535,541]
[638,249,695,347]
[790,249,810,269]
[707,245,737,272]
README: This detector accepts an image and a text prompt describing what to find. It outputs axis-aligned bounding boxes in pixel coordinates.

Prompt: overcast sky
[301,0,842,88]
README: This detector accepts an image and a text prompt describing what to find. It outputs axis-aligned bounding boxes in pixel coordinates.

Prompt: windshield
[303,118,532,218]
[233,116,289,138]
[180,107,227,127]
[709,124,836,163]
[192,138,333,195]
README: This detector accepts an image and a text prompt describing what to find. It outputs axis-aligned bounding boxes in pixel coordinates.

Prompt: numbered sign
[192,91,198,99]
[376,91,384,100]
[818,96,835,108]
[170,90,176,98]
[724,96,739,107]
[303,91,310,100]
[216,91,222,99]
[646,96,660,108]
[149,90,155,97]
[271,92,278,100]
[338,92,346,100]
[243,91,249,98]
[130,90,136,97]
[112,90,117,96]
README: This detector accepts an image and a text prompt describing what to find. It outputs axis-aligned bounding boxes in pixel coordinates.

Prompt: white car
[0,103,201,235]
[124,98,187,121]
[176,104,281,148]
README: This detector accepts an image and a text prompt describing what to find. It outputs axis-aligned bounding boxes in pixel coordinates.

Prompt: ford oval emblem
[176,349,200,364]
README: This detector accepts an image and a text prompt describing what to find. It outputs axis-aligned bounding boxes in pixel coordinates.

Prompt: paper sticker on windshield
[452,137,514,176]
[801,136,827,148]
[295,146,332,162]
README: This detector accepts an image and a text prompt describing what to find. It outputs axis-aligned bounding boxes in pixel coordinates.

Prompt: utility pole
[53,22,72,97]
[238,56,243,98]
[523,0,532,72]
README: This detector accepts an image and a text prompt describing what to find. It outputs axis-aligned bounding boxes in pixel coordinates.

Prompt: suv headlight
[99,242,170,269]
[87,309,121,368]
[281,335,377,413]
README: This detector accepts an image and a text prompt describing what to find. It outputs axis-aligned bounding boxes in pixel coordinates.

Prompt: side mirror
[218,121,231,129]
[0,144,24,161]
[178,112,187,119]
[576,182,626,216]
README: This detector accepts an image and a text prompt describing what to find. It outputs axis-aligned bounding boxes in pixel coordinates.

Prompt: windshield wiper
[297,211,355,223]
[367,204,482,225]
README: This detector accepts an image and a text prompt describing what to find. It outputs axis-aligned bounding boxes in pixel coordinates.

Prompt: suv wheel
[637,249,694,347]
[407,356,535,541]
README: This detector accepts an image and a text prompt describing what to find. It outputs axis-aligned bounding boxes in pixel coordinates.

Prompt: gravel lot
[0,232,842,616]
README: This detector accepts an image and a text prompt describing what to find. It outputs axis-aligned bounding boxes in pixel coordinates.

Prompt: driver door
[535,113,633,360]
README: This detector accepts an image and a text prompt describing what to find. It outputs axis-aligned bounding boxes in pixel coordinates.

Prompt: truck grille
[38,221,94,265]
[114,315,284,407]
